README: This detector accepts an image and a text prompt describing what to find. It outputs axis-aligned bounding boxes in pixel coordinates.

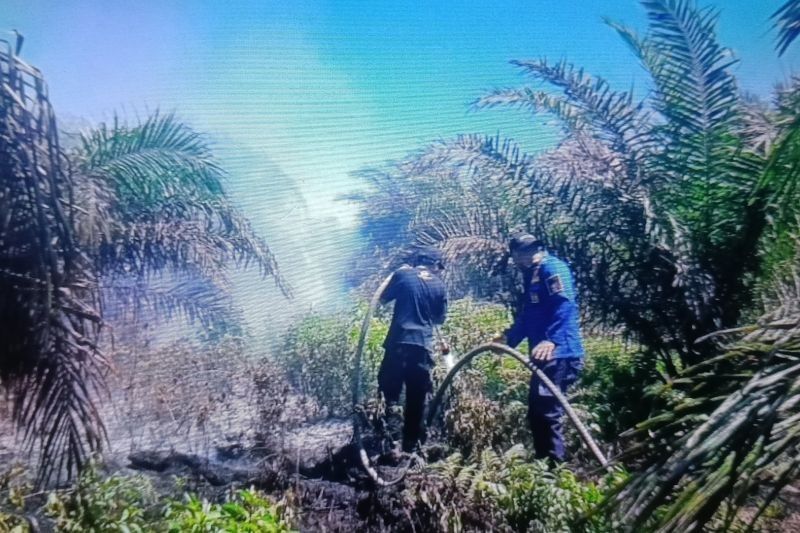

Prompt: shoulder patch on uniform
[547,274,564,295]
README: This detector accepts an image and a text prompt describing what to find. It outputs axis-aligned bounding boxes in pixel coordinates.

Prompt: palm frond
[73,112,289,327]
[606,315,800,532]
[740,97,780,157]
[642,0,739,133]
[70,171,115,250]
[78,112,224,202]
[477,59,653,187]
[0,39,106,485]
[754,79,800,277]
[605,19,662,79]
[773,0,800,56]
[75,113,287,291]
[605,235,800,531]
[100,275,237,333]
[642,0,754,227]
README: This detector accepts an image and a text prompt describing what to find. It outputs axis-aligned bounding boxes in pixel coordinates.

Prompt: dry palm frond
[347,135,532,297]
[740,97,780,157]
[0,39,106,485]
[100,275,237,333]
[755,78,800,278]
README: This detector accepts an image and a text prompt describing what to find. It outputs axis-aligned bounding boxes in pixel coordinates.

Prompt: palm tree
[1,39,105,485]
[478,0,774,369]
[71,111,288,331]
[349,4,800,526]
[0,43,286,483]
[347,135,533,302]
[774,0,800,56]
[603,244,800,531]
[353,0,788,374]
[600,2,800,529]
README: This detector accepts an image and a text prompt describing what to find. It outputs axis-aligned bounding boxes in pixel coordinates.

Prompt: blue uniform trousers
[528,357,583,462]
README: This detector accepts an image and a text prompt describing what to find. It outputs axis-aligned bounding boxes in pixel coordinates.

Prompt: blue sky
[2,0,798,329]
[3,0,796,223]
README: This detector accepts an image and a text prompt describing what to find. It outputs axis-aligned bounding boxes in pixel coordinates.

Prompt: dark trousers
[528,357,583,462]
[377,343,434,450]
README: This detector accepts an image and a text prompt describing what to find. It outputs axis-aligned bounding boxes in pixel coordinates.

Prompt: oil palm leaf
[100,275,236,333]
[773,0,800,56]
[603,236,800,531]
[606,314,800,532]
[754,78,800,276]
[72,113,288,326]
[0,39,106,485]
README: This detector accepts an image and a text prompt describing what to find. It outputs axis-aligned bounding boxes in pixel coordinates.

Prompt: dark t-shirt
[381,265,447,350]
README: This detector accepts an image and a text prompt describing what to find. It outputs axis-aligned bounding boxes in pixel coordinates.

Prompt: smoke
[217,143,361,344]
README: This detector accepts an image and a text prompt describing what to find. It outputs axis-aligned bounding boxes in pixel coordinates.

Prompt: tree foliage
[0,42,286,484]
[349,0,795,374]
[347,2,800,528]
[72,112,288,330]
[774,0,800,56]
[0,38,106,485]
[605,257,800,531]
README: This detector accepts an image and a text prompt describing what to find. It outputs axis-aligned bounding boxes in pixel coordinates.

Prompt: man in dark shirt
[499,234,584,462]
[378,246,448,453]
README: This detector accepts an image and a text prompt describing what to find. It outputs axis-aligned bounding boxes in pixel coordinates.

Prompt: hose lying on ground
[426,342,609,468]
[352,274,608,486]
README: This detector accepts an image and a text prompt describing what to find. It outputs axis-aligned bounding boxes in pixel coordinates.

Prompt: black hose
[426,342,609,468]
[351,273,417,487]
[352,276,608,487]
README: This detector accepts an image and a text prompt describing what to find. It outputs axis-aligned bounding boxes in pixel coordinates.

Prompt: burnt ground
[4,416,800,532]
[118,420,800,533]
[121,418,427,532]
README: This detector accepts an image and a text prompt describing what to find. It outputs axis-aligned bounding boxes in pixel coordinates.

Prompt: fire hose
[426,342,608,467]
[352,273,608,487]
[351,273,412,486]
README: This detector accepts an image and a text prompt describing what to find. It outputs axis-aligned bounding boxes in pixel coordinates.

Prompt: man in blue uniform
[378,246,448,453]
[499,234,584,462]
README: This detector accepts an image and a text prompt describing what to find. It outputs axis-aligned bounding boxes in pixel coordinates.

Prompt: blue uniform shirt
[381,265,448,351]
[505,254,585,359]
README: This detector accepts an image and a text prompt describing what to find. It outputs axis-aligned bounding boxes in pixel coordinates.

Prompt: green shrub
[45,465,160,532]
[439,298,512,355]
[574,338,660,441]
[434,300,531,456]
[442,368,531,457]
[276,305,387,416]
[164,490,293,532]
[495,454,620,533]
[277,298,513,419]
[44,465,294,532]
[399,445,625,532]
[0,511,28,532]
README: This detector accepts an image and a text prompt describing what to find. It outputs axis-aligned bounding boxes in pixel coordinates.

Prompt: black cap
[414,245,445,269]
[509,233,545,253]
